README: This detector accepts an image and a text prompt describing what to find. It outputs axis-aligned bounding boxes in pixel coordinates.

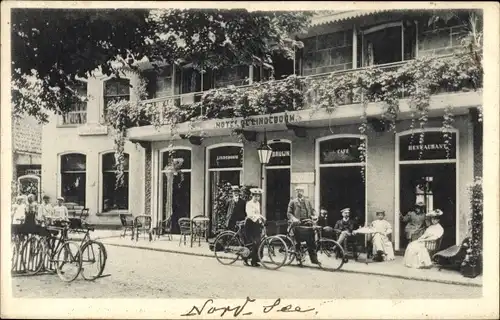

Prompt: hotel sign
[399,132,457,161]
[214,114,297,129]
[320,138,363,164]
[209,146,243,169]
[267,142,291,166]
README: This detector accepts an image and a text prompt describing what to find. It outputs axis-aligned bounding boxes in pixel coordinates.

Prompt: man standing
[245,188,265,267]
[225,186,246,231]
[286,186,319,265]
[38,195,54,221]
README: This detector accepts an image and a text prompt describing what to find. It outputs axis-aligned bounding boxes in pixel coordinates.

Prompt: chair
[178,217,192,246]
[191,215,210,247]
[120,214,134,239]
[134,215,152,242]
[155,216,172,241]
[422,237,443,258]
[433,237,469,271]
[334,229,361,261]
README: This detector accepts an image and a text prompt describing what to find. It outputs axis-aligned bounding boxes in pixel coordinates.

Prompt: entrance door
[266,168,291,221]
[319,166,366,227]
[163,172,191,234]
[399,164,456,249]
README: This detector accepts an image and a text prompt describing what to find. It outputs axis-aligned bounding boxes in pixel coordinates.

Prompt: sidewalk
[94,230,482,287]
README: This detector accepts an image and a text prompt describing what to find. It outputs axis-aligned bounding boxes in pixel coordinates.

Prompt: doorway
[319,166,366,227]
[162,172,191,234]
[399,163,456,249]
[265,168,291,221]
[209,170,242,233]
[363,24,403,66]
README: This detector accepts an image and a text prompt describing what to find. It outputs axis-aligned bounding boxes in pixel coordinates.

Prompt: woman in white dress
[245,188,266,267]
[404,209,444,269]
[11,196,27,224]
[370,211,395,261]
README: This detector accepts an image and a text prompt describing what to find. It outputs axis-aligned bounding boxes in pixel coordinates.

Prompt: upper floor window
[104,78,130,114]
[149,66,174,98]
[102,152,129,212]
[302,30,353,76]
[418,18,468,57]
[212,65,250,88]
[60,82,87,125]
[60,153,86,206]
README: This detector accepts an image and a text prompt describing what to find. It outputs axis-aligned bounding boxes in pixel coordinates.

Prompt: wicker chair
[134,215,152,242]
[191,215,210,247]
[178,217,192,246]
[120,214,134,239]
[422,237,443,257]
[155,216,173,241]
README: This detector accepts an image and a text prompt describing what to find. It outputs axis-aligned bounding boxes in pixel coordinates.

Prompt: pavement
[92,229,482,287]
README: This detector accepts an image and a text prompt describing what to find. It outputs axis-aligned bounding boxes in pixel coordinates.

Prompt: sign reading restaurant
[399,131,457,161]
[215,114,297,129]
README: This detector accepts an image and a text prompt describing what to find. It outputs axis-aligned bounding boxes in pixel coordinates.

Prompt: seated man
[334,208,356,248]
[287,186,319,265]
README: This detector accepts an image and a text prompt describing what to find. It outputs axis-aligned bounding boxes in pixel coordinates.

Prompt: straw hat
[230,185,240,192]
[341,208,351,214]
[250,188,263,195]
[57,196,65,201]
[426,209,444,218]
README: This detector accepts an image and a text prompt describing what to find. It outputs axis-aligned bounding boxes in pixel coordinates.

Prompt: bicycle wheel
[11,237,23,273]
[258,235,288,270]
[20,235,45,275]
[54,241,82,282]
[214,231,242,265]
[316,239,345,271]
[80,240,107,281]
[276,234,296,266]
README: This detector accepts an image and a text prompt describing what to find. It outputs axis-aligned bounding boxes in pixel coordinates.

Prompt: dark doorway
[271,52,295,80]
[162,172,191,234]
[363,26,402,66]
[209,170,241,233]
[265,168,291,221]
[399,163,456,249]
[319,166,366,227]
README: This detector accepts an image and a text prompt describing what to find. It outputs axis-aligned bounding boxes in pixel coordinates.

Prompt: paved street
[12,245,481,299]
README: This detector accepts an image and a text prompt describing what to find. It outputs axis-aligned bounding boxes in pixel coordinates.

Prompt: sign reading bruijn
[214,114,297,129]
[268,142,291,166]
[399,131,457,161]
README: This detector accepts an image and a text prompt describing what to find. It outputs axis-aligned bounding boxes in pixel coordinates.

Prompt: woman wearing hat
[245,188,266,267]
[369,211,395,261]
[400,202,426,245]
[53,197,69,222]
[403,209,444,268]
[11,196,27,224]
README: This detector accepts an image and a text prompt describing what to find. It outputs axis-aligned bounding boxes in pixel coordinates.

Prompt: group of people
[224,185,445,270]
[12,194,69,227]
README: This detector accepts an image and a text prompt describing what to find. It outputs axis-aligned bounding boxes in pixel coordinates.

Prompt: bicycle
[276,219,346,271]
[213,220,288,270]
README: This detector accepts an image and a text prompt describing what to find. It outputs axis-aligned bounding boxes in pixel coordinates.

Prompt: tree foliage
[11,8,312,122]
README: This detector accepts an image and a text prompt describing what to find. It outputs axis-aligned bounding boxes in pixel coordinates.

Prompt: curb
[102,241,482,288]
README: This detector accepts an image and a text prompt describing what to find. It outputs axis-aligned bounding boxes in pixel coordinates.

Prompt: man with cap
[38,195,55,222]
[245,188,266,267]
[53,197,69,222]
[225,186,247,231]
[334,208,356,248]
[286,186,320,264]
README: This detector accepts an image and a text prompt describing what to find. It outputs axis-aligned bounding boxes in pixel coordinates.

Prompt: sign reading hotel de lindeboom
[214,114,297,129]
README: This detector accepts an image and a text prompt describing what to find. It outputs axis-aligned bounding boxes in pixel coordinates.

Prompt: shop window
[301,30,353,76]
[103,78,130,115]
[60,153,86,206]
[102,152,129,212]
[61,82,87,125]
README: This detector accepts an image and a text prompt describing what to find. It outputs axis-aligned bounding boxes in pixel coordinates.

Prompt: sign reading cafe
[320,138,363,164]
[214,114,297,129]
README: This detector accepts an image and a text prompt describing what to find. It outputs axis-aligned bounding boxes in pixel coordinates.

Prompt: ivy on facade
[462,177,483,272]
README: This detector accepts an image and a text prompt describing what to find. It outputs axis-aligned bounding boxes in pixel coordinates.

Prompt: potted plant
[460,177,483,278]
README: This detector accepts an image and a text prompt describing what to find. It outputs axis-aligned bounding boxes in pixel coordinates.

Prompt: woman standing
[400,202,426,245]
[11,196,27,224]
[404,209,444,269]
[245,188,266,267]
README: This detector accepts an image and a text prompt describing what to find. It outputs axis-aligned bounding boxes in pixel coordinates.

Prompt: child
[370,211,395,262]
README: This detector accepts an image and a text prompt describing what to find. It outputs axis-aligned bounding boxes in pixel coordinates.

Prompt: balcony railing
[139,54,480,127]
[59,110,87,126]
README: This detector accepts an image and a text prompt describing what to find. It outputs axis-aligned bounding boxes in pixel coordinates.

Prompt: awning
[310,10,390,27]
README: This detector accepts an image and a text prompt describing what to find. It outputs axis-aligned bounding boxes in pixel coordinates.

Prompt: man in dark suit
[287,186,319,265]
[334,207,356,246]
[225,186,246,231]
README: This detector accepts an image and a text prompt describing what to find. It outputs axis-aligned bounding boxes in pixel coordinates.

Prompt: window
[415,176,434,213]
[103,78,130,115]
[154,67,174,98]
[102,152,129,212]
[61,82,87,125]
[418,18,468,57]
[212,65,249,88]
[60,153,86,206]
[302,30,353,76]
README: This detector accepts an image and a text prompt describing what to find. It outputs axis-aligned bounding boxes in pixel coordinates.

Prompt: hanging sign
[267,142,291,166]
[162,149,192,170]
[209,146,243,169]
[399,132,457,161]
[214,113,297,129]
[319,138,363,164]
